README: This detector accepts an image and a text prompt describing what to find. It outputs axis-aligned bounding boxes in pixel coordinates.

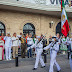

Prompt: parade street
[0,54,71,72]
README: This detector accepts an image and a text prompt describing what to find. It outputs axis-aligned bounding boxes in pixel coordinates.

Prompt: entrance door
[56,22,62,36]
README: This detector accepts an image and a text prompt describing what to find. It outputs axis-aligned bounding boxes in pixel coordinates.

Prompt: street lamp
[49,21,54,28]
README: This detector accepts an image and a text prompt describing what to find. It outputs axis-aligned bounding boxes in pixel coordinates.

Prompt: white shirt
[44,42,59,52]
[30,39,43,53]
[70,38,72,41]
[12,36,19,46]
[0,40,4,47]
[27,37,34,45]
[4,36,12,47]
[61,38,67,45]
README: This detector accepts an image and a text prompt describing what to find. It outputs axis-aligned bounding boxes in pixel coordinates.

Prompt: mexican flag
[61,0,70,37]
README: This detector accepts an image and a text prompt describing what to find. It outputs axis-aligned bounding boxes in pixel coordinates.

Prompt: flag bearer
[27,36,45,70]
[44,36,61,72]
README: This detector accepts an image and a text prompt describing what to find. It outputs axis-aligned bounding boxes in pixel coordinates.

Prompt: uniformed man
[69,50,72,72]
[4,32,12,60]
[44,36,61,72]
[27,36,45,70]
[68,38,72,72]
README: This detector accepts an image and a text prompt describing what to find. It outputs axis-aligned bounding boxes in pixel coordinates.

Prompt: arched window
[0,22,6,36]
[23,23,35,36]
[56,22,62,36]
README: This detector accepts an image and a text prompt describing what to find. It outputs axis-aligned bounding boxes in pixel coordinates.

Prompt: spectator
[43,36,47,48]
[61,35,67,44]
[0,36,4,60]
[12,33,19,59]
[40,34,43,40]
[61,35,67,54]
[25,33,28,43]
[27,33,34,58]
[4,32,12,60]
[20,32,22,37]
[48,35,52,44]
[1,33,5,43]
[33,34,37,44]
[21,34,27,58]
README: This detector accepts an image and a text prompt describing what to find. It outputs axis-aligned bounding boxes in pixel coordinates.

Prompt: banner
[20,0,69,6]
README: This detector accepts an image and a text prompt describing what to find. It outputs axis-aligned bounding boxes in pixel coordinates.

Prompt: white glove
[27,47,30,50]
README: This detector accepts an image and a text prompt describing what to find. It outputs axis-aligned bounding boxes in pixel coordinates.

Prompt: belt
[51,49,58,52]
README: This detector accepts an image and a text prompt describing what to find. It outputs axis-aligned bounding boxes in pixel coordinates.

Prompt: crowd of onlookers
[0,32,47,61]
[0,32,72,61]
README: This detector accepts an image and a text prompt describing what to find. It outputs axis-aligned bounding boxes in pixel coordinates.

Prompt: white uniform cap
[53,36,57,38]
[36,36,41,38]
[7,32,10,34]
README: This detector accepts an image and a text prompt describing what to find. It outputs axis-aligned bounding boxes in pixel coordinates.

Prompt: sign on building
[19,0,69,6]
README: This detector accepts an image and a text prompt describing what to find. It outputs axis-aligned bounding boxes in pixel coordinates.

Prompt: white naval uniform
[4,36,12,60]
[68,40,72,72]
[69,53,72,72]
[44,42,61,72]
[27,39,45,68]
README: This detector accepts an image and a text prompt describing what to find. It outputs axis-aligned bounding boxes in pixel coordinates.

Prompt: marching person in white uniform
[27,36,45,70]
[4,32,12,60]
[69,51,72,72]
[68,37,72,72]
[44,36,61,72]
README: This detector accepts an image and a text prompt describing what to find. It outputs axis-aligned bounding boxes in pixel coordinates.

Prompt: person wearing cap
[12,33,19,59]
[44,36,61,72]
[4,32,12,60]
[27,36,45,70]
[27,33,34,58]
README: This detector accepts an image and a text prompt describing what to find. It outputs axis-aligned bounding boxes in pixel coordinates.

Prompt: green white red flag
[61,0,70,37]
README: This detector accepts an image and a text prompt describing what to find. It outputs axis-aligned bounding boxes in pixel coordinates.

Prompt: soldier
[21,34,27,58]
[27,36,45,70]
[44,36,61,72]
[4,32,12,60]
